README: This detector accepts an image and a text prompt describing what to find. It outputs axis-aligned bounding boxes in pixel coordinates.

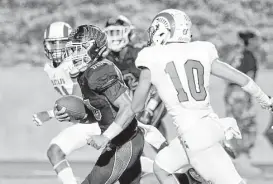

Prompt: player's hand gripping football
[32,111,52,126]
[54,104,71,122]
[87,135,111,151]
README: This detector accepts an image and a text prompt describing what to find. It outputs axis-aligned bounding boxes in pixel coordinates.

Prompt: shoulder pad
[135,47,153,70]
[85,59,123,91]
[201,41,219,64]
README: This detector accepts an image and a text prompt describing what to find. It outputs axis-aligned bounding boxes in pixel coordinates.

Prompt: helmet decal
[152,12,175,37]
[148,9,192,45]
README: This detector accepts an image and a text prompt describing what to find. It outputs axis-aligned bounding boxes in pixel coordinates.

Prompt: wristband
[241,78,260,97]
[103,122,123,140]
[242,78,271,107]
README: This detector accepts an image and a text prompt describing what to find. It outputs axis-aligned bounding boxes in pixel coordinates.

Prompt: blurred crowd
[223,30,272,176]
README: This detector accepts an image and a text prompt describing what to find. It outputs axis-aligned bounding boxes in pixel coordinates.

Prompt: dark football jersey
[106,44,144,90]
[77,59,138,145]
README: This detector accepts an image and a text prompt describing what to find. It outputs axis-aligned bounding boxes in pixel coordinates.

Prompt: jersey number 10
[165,60,207,102]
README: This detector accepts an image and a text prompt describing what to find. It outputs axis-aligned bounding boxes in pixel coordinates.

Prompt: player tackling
[132,9,273,184]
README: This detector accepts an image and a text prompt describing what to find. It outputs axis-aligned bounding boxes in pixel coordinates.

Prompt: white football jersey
[44,59,74,96]
[135,41,219,131]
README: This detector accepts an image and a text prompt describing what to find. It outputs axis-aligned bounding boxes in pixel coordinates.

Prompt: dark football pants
[81,128,144,184]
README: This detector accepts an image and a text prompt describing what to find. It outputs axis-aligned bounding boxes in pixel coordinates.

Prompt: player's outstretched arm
[131,68,152,114]
[211,59,272,111]
[32,110,55,126]
[211,59,249,86]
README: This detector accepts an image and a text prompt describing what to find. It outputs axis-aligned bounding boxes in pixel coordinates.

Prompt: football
[54,95,87,122]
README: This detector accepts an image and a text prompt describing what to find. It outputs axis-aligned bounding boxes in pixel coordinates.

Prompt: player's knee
[47,144,66,163]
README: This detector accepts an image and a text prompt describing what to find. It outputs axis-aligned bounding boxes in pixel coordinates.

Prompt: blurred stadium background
[1,0,273,183]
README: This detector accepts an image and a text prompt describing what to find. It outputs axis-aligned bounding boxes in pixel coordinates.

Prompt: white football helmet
[148,9,192,46]
[43,21,72,67]
[104,15,135,52]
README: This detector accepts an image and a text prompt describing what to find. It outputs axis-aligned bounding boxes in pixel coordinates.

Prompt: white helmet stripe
[44,22,71,39]
[45,25,50,38]
[49,22,61,38]
[63,24,69,37]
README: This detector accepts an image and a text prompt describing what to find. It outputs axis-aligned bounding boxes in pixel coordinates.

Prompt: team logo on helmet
[148,9,192,45]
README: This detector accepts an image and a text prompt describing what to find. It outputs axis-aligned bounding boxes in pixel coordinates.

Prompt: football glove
[32,110,53,126]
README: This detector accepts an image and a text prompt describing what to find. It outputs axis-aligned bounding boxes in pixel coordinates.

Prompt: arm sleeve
[86,62,128,104]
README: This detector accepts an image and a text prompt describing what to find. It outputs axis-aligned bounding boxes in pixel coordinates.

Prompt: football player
[32,22,102,184]
[104,15,164,126]
[131,9,273,184]
[62,24,145,184]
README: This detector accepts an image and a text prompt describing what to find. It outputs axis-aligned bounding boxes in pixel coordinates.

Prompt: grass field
[0,162,273,184]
